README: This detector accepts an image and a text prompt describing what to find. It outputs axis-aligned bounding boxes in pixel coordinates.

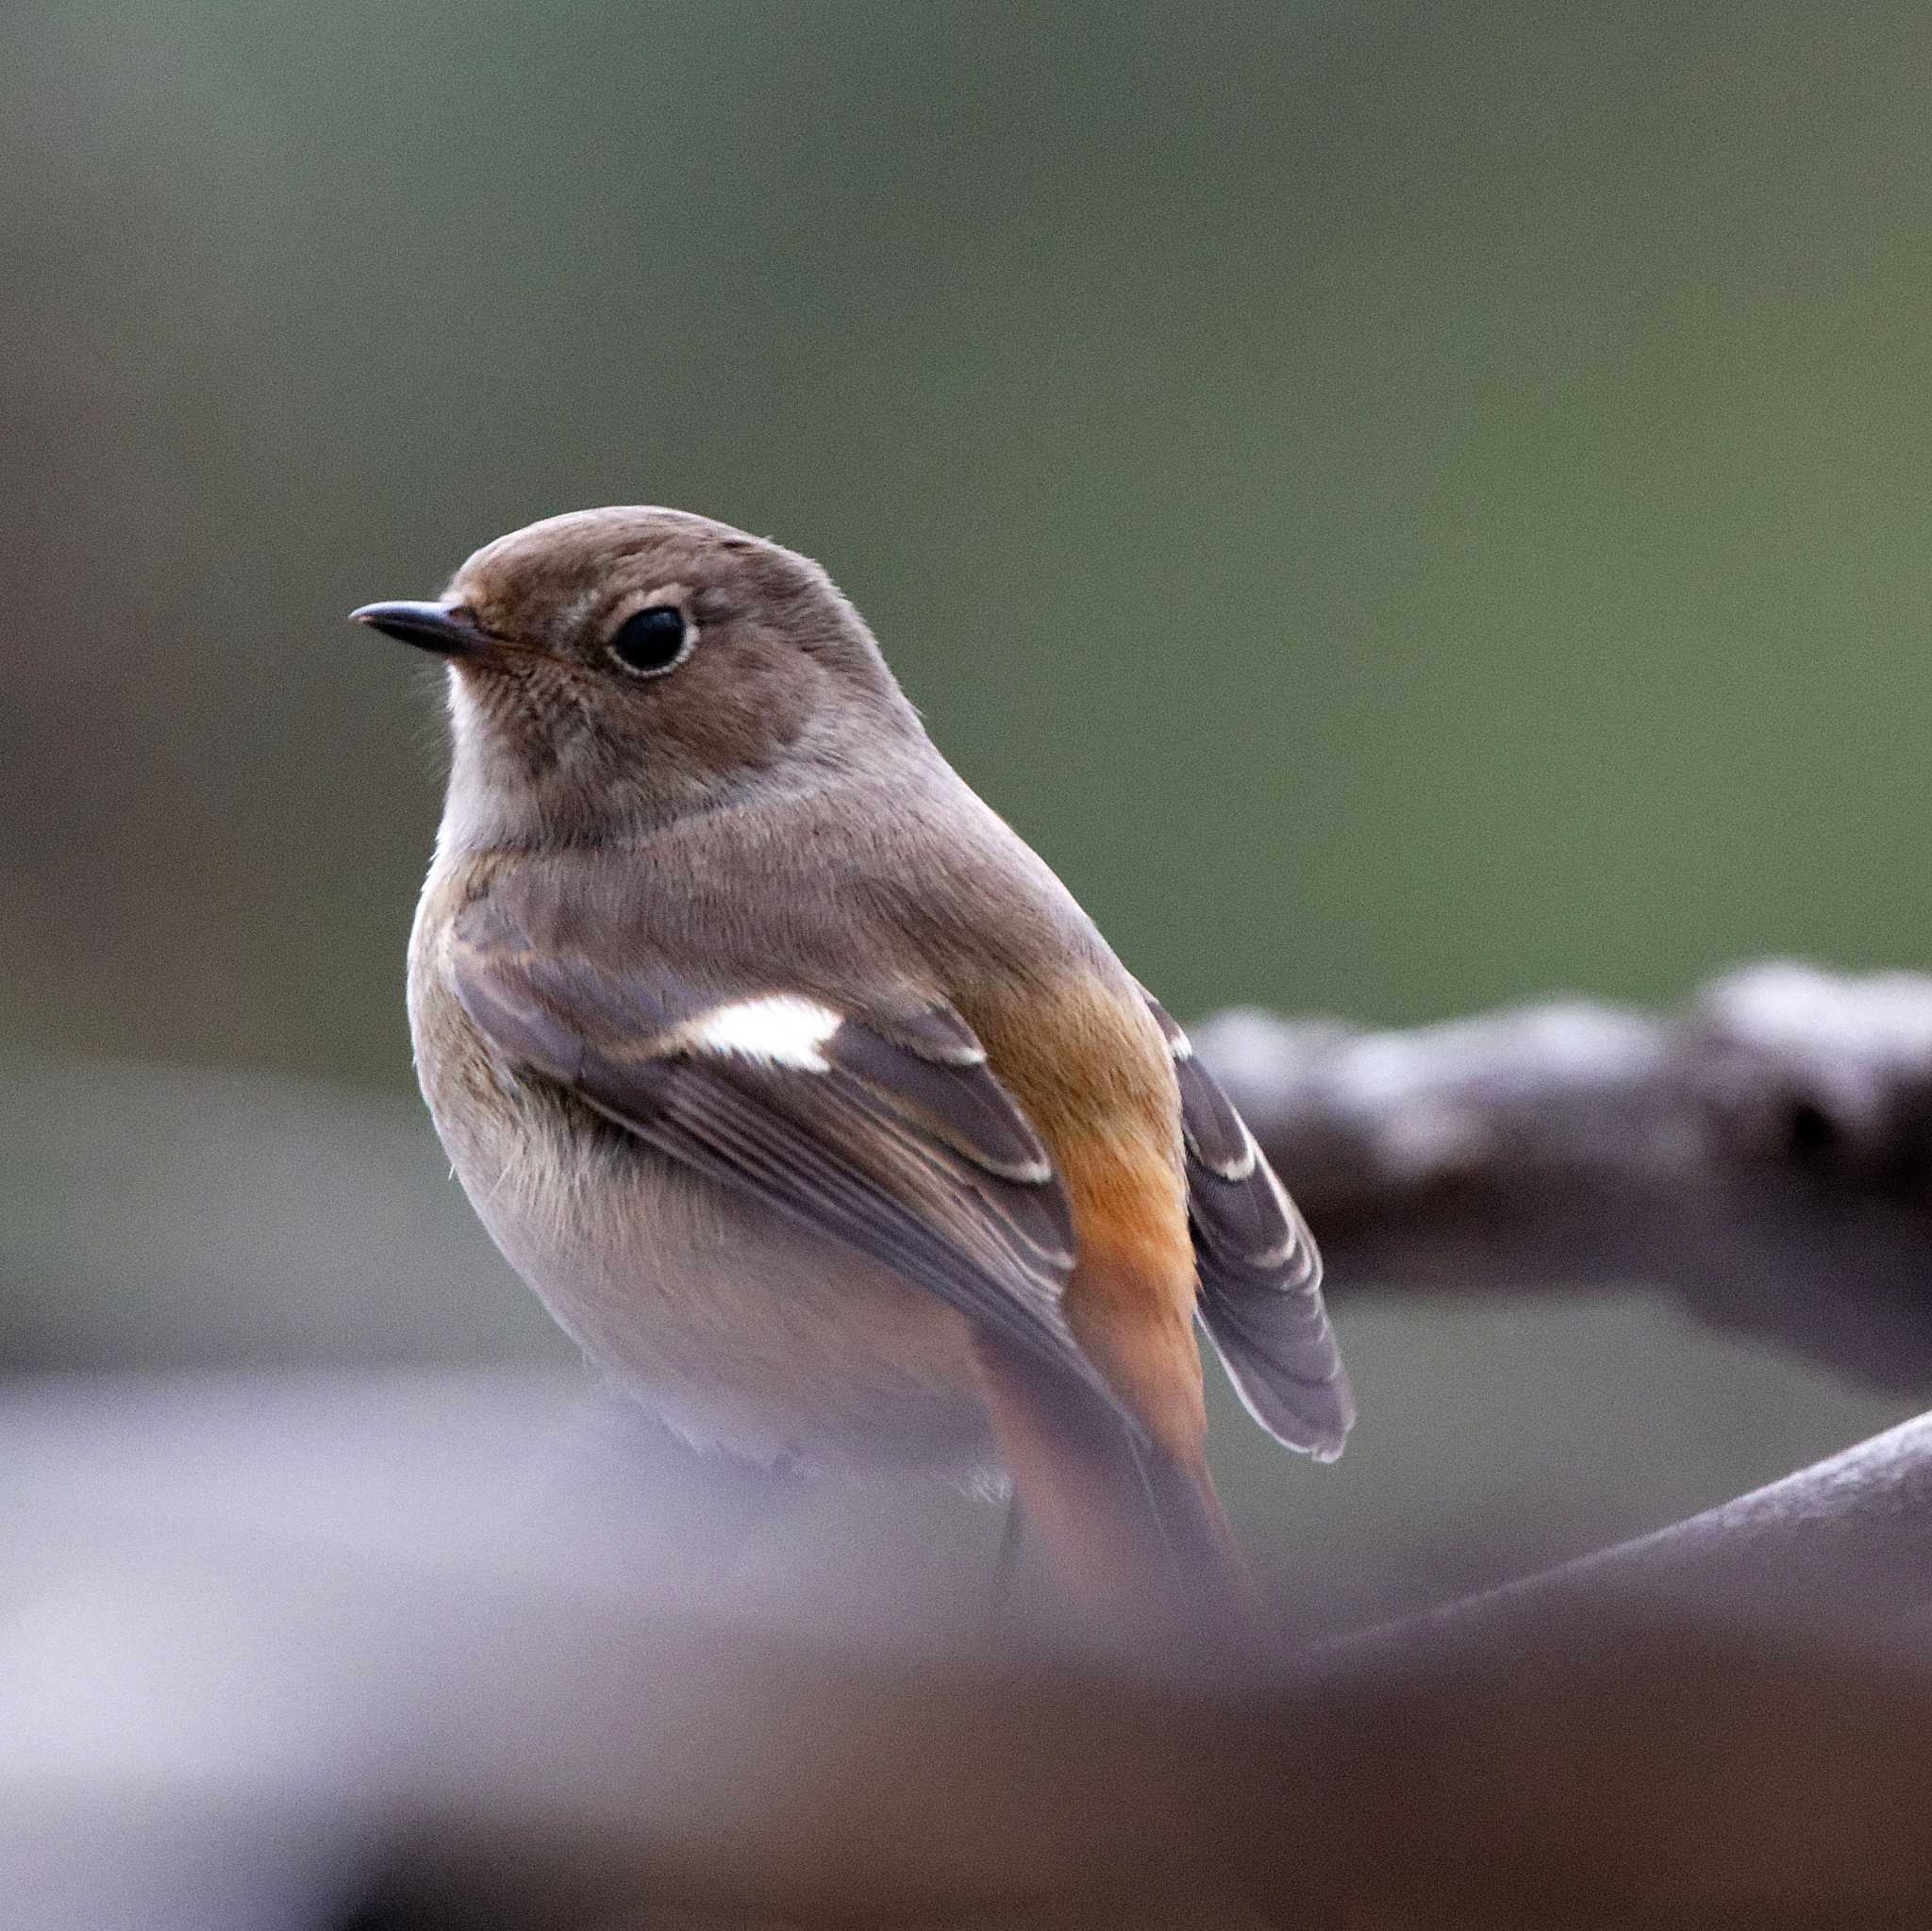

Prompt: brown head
[354,507,922,844]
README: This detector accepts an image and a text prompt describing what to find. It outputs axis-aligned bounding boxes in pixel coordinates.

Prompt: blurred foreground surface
[5,1365,1929,1929]
[4,1050,1926,1925]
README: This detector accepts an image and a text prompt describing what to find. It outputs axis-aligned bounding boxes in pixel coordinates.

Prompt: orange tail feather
[975,1342,1254,1640]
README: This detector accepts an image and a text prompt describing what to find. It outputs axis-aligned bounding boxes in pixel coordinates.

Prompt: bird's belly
[443,1098,992,1475]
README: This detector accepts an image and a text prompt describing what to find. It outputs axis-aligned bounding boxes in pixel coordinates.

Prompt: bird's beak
[349,600,492,659]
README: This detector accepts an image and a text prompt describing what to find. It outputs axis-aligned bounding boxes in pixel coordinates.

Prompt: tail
[975,1341,1254,1640]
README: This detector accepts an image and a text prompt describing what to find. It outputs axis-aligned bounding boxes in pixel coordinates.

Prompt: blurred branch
[15,1390,1931,1929]
[363,1595,1932,1929]
[1338,1407,1932,1658]
[1196,960,1932,1391]
[357,1406,1932,1927]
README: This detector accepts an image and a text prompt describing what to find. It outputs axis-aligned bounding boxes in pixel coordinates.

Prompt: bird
[353,506,1352,1630]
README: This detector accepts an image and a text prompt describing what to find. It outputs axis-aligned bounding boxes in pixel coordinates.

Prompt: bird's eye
[607,604,693,676]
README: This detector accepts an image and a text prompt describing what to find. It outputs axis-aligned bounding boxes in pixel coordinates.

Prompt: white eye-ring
[606,600,696,677]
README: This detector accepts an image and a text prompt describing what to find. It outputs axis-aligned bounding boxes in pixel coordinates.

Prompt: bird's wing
[446,898,1122,1414]
[1142,996,1355,1458]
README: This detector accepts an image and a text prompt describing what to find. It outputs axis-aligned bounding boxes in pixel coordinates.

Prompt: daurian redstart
[355,507,1352,1621]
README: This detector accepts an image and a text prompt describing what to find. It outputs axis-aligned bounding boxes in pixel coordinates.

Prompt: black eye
[607,604,692,676]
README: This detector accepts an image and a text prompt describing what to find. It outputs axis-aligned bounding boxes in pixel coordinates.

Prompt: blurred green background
[6,2,1930,1617]
[11,0,1932,1089]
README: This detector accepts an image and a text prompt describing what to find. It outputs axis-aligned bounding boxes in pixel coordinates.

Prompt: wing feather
[1142,995,1355,1458]
[447,904,1120,1414]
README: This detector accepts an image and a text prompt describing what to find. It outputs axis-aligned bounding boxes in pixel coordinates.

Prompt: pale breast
[408,912,990,1474]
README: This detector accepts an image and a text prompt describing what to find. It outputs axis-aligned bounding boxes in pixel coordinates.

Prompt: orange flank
[964,970,1250,1621]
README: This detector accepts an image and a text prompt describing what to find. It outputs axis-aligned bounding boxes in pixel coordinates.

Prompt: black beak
[349,600,490,658]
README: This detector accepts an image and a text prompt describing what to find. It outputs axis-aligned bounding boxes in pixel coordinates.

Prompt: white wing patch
[1207,1118,1261,1185]
[685,995,844,1072]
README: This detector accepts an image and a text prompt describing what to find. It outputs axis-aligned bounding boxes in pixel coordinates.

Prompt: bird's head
[354,506,914,844]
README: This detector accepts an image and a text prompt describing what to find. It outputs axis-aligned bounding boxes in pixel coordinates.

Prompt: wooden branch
[1194,960,1932,1391]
